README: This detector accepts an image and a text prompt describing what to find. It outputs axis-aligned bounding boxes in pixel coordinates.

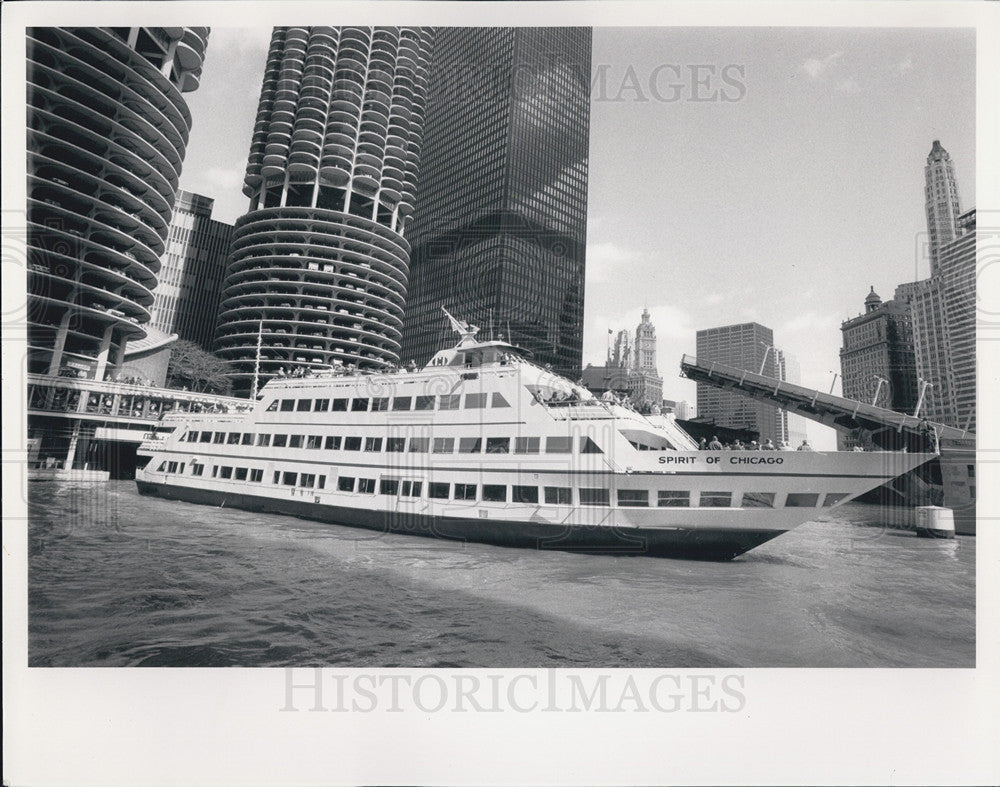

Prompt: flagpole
[251,318,263,399]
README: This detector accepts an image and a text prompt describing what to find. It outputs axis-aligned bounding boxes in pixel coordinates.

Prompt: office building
[895,278,955,425]
[924,140,962,275]
[26,26,209,380]
[695,322,782,443]
[939,209,976,431]
[213,27,434,394]
[399,28,592,378]
[839,287,918,412]
[149,190,233,351]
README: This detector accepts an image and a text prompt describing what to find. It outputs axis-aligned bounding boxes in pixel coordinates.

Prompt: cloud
[802,51,843,80]
[896,54,914,75]
[586,240,640,284]
[202,164,245,194]
[835,78,861,94]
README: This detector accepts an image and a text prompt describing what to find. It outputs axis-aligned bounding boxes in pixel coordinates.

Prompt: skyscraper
[26,26,209,380]
[839,286,918,413]
[399,28,591,378]
[695,322,782,443]
[149,190,233,351]
[214,27,434,394]
[630,308,663,407]
[939,209,976,431]
[924,139,962,275]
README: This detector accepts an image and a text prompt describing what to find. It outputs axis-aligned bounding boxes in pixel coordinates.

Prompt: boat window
[358,478,376,494]
[365,437,383,452]
[439,394,461,410]
[657,491,689,507]
[220,466,234,480]
[580,437,602,454]
[619,429,675,451]
[257,434,271,447]
[486,437,510,454]
[300,473,316,488]
[492,393,510,408]
[515,437,540,454]
[191,463,205,477]
[618,489,649,507]
[414,395,435,411]
[338,476,355,492]
[199,432,212,443]
[332,398,348,411]
[429,482,450,499]
[178,432,188,442]
[823,493,849,506]
[167,461,178,473]
[344,436,362,451]
[512,486,538,504]
[250,469,263,482]
[273,471,280,484]
[307,435,323,449]
[325,436,342,450]
[235,467,248,481]
[544,486,572,505]
[401,481,422,497]
[273,434,288,447]
[289,435,303,448]
[459,437,482,453]
[282,471,297,486]
[296,399,311,412]
[280,399,295,412]
[580,488,610,506]
[432,437,454,454]
[465,393,487,409]
[241,433,254,445]
[351,398,369,412]
[212,466,219,477]
[386,437,406,452]
[318,476,326,489]
[371,397,389,412]
[699,491,732,508]
[379,479,399,495]
[408,437,430,453]
[741,492,775,508]
[785,493,819,508]
[266,400,279,412]
[454,483,477,500]
[314,399,330,412]
[213,432,225,444]
[392,396,412,411]
[482,484,507,502]
[546,436,572,454]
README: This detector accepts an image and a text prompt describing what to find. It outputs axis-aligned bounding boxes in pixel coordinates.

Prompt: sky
[177,26,976,448]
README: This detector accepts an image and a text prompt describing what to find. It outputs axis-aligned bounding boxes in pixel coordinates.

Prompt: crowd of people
[697,436,815,451]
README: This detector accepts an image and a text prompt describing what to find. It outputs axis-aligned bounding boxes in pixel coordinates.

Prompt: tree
[166,340,233,395]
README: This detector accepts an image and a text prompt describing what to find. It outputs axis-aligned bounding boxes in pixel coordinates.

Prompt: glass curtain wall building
[26,27,209,381]
[214,27,434,395]
[399,28,591,378]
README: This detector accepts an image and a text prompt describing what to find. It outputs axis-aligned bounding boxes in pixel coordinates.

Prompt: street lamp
[913,377,934,418]
[758,341,774,375]
[829,371,840,395]
[871,375,889,406]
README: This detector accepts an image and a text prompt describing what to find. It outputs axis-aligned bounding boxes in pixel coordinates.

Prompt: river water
[27,481,974,668]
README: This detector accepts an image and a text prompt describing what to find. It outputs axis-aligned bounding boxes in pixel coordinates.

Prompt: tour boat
[136,313,935,560]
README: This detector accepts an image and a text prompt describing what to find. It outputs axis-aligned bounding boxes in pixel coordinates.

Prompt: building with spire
[580,308,662,410]
[629,308,663,407]
[26,26,209,381]
[399,28,592,379]
[924,139,962,275]
[213,26,434,395]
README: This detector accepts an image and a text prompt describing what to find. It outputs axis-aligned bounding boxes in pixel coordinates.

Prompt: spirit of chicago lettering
[658,456,785,465]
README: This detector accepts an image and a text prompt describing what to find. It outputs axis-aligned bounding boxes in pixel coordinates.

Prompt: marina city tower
[214,27,434,394]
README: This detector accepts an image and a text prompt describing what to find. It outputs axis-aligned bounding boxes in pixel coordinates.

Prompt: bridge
[679,354,976,533]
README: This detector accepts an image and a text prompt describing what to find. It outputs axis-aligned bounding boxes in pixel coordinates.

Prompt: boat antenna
[441,306,479,345]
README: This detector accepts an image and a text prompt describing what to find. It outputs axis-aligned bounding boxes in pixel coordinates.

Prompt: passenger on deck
[699,437,708,450]
[708,436,723,450]
[796,440,814,451]
[762,439,776,450]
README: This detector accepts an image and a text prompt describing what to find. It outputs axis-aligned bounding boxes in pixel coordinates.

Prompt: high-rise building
[399,28,591,378]
[924,139,962,275]
[630,308,663,407]
[213,27,434,394]
[26,27,209,380]
[611,328,632,368]
[695,322,782,443]
[839,287,918,412]
[939,209,976,431]
[895,278,954,425]
[149,190,233,351]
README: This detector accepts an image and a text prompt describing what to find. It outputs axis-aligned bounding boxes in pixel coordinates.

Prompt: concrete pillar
[93,324,114,382]
[46,310,74,376]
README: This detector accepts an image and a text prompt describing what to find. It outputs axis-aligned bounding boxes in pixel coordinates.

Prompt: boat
[135,311,936,560]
